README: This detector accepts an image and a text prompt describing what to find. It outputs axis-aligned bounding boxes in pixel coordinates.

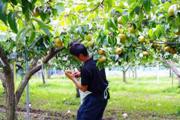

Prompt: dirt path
[0,105,75,120]
[0,105,179,120]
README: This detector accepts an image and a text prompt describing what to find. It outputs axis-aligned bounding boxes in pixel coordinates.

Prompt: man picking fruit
[65,42,109,120]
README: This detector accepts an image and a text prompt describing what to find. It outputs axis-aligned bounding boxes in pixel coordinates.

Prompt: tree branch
[164,60,180,77]
[90,0,104,12]
[152,41,180,45]
[15,47,64,105]
[0,46,14,89]
[122,64,130,72]
[0,47,10,69]
[78,0,104,13]
[125,65,130,72]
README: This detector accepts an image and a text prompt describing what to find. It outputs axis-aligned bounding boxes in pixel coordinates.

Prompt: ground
[0,72,180,120]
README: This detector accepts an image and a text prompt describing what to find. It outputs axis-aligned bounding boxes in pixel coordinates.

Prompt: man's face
[74,54,84,62]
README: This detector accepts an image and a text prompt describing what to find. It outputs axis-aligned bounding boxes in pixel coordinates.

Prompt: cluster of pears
[163,45,177,54]
[54,37,63,48]
[97,47,123,63]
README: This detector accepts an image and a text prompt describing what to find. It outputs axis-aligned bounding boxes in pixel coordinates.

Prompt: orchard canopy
[0,0,180,69]
[0,0,180,119]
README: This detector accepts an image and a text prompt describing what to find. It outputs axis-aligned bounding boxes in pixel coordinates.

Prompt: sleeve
[81,67,91,86]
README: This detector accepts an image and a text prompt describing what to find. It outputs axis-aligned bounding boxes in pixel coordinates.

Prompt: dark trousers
[77,94,108,120]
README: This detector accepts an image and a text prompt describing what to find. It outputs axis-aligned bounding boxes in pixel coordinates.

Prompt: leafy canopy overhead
[0,0,179,69]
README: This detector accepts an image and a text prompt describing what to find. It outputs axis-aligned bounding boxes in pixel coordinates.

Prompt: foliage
[0,0,179,69]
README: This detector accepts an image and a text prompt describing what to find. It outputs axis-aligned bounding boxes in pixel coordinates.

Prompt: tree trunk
[122,66,130,83]
[42,71,46,84]
[134,67,137,79]
[156,62,160,84]
[5,73,16,119]
[0,46,64,119]
[0,47,16,120]
[41,65,46,84]
[5,73,16,120]
[164,60,180,87]
[47,69,51,79]
[171,72,174,87]
[169,69,172,77]
[132,67,137,79]
[122,70,126,83]
[0,73,15,119]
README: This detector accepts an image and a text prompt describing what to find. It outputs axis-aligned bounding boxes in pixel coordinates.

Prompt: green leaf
[16,27,26,41]
[108,36,117,46]
[40,11,49,21]
[143,0,151,13]
[121,15,128,25]
[104,0,114,11]
[16,0,22,4]
[129,0,142,16]
[17,27,33,45]
[151,0,160,5]
[8,12,18,33]
[10,0,18,5]
[148,29,154,39]
[29,30,36,42]
[21,0,31,20]
[55,2,65,13]
[32,18,51,30]
[106,18,118,31]
[175,15,180,27]
[0,0,7,25]
[155,25,165,38]
[31,0,37,5]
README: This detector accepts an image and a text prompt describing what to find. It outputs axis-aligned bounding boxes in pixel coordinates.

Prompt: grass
[108,76,180,115]
[0,74,180,119]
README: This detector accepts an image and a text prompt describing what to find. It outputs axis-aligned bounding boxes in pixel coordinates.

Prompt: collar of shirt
[84,57,93,64]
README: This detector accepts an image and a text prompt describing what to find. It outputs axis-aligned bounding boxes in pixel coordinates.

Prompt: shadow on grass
[35,83,61,89]
[176,107,180,116]
[163,87,180,94]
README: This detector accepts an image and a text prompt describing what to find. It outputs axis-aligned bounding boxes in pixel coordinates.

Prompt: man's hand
[65,70,75,80]
[64,70,88,92]
[73,71,81,78]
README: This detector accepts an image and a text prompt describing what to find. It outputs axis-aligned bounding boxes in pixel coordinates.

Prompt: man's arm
[72,78,88,92]
[65,70,88,92]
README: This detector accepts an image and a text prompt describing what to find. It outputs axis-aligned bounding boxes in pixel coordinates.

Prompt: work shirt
[80,57,109,96]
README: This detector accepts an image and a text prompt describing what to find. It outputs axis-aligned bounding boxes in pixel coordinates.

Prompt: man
[65,42,109,120]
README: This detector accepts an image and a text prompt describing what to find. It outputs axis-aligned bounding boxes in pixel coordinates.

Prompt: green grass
[108,76,180,115]
[0,75,180,119]
[16,76,80,112]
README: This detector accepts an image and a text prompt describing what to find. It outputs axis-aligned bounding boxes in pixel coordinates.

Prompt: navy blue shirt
[81,58,108,96]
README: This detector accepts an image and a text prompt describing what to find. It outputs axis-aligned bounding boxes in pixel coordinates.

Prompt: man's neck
[84,56,91,62]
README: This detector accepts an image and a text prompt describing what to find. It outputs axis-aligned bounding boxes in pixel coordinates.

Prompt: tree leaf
[29,30,36,42]
[104,0,114,12]
[8,12,18,33]
[0,0,7,25]
[21,0,31,20]
[55,2,65,14]
[148,29,154,39]
[32,18,52,30]
[143,0,151,13]
[10,0,18,5]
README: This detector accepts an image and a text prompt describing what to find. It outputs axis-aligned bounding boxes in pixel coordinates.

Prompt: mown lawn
[0,74,180,119]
